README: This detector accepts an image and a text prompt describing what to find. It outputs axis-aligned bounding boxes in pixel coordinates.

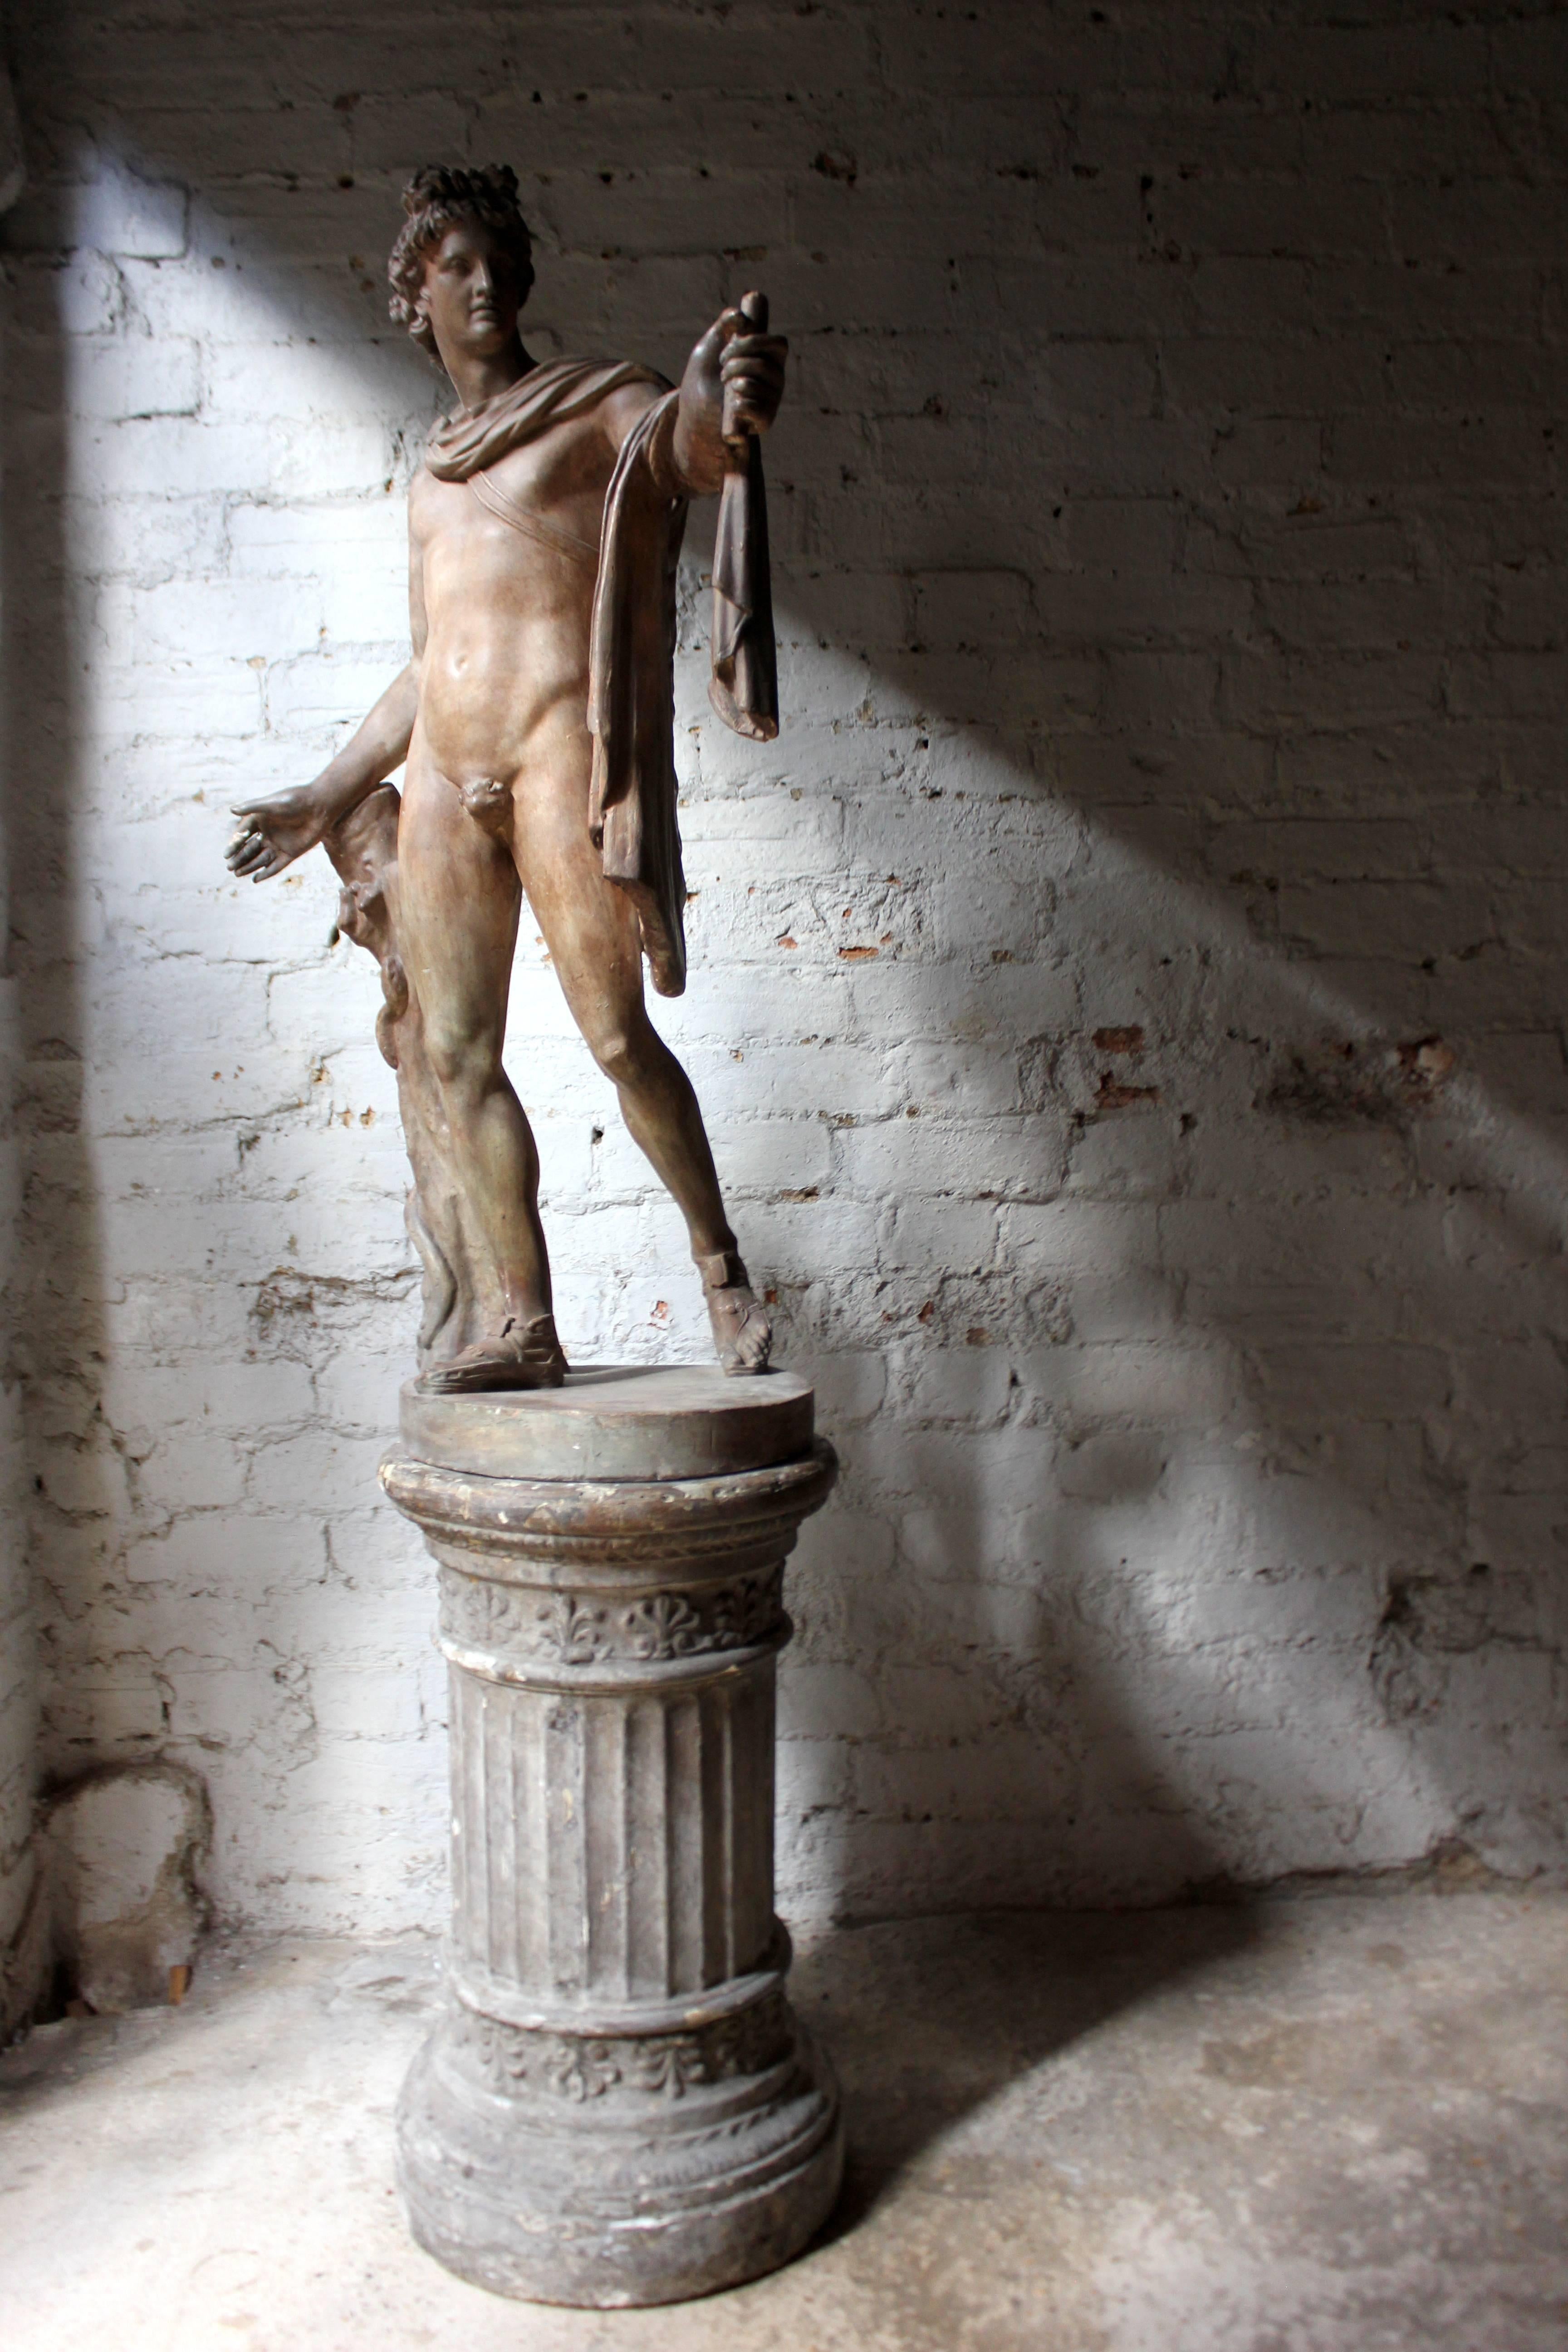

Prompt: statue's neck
[441,336,538,416]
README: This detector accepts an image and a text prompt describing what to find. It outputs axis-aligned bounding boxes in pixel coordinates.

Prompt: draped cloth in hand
[585,390,689,995]
[425,359,779,1001]
[589,392,779,996]
[709,430,779,745]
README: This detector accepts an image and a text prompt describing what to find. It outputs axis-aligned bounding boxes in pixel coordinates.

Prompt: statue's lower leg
[602,1039,774,1376]
[412,1065,566,1393]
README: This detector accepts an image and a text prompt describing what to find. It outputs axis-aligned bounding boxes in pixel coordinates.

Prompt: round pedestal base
[381,1367,841,2308]
[396,1997,843,2307]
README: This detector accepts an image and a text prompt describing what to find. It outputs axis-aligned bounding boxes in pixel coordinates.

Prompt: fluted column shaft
[380,1431,841,2308]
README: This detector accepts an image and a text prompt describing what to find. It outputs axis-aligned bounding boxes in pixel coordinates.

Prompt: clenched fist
[671,291,787,495]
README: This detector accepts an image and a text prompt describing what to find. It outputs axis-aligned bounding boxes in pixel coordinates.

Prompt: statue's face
[418,219,524,363]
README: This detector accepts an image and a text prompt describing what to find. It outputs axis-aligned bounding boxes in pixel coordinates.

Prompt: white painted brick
[4,36,1564,1957]
[242,1431,390,1513]
[137,1431,248,1514]
[132,576,323,665]
[91,647,263,740]
[883,1196,997,1275]
[226,495,405,576]
[69,490,227,585]
[39,250,127,335]
[72,163,188,260]
[776,1666,882,1741]
[203,337,422,423]
[122,1516,328,1595]
[71,416,276,499]
[310,1665,423,1743]
[790,1351,887,1429]
[899,1347,1016,1426]
[708,1117,831,1199]
[262,416,397,501]
[66,333,199,419]
[98,1358,317,1443]
[264,648,405,731]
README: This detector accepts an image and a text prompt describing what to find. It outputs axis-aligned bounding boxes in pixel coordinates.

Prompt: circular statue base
[381,1365,842,2308]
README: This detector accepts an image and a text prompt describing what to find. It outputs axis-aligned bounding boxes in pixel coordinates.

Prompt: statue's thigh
[397,757,521,1045]
[510,766,645,1037]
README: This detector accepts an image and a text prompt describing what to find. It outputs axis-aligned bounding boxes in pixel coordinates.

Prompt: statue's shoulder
[536,363,672,451]
[424,359,671,486]
[598,369,672,413]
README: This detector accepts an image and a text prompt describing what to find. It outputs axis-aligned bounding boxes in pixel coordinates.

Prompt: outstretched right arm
[226,660,420,883]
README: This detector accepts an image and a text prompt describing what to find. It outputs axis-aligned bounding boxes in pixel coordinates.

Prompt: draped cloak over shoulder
[423,357,777,1000]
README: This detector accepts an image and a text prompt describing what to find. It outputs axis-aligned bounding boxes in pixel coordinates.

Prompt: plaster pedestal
[379,1366,842,2308]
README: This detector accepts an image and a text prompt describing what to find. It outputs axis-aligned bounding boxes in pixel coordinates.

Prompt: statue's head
[388,164,535,368]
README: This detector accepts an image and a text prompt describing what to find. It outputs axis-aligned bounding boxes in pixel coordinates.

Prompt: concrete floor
[0,1894,1563,2351]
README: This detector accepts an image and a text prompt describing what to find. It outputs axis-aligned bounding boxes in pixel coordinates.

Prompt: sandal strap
[437,1314,566,1377]
[498,1313,562,1357]
[697,1249,750,1294]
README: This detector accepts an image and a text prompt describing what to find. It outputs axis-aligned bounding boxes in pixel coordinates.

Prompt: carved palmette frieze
[438,1563,785,1664]
[533,1591,609,1662]
[453,1989,793,2103]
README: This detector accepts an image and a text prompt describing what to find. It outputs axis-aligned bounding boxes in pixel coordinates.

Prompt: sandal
[417,1313,568,1395]
[697,1250,773,1377]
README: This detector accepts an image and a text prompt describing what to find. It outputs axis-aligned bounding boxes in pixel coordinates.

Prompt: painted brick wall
[0,617,36,2023]
[0,67,41,2032]
[4,0,1567,1936]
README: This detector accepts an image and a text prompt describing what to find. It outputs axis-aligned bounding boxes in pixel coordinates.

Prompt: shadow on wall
[0,56,49,2037]
[0,75,95,2010]
[5,1,1567,1936]
[762,189,1568,1910]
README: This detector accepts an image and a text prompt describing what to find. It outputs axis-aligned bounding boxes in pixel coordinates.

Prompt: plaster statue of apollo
[225,165,789,1394]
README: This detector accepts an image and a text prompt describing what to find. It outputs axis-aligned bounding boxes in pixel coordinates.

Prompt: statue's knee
[426,1026,497,1099]
[591,1027,642,1087]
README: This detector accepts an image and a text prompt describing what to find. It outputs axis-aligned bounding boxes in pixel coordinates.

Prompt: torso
[407,383,658,789]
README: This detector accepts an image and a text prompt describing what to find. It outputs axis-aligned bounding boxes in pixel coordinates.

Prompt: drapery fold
[585,390,690,995]
[423,357,657,480]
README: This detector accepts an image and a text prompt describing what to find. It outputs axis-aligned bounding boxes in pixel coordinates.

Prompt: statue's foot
[698,1250,773,1377]
[417,1313,568,1395]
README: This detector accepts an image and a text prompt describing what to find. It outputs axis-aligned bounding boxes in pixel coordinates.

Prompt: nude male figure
[225,167,786,1393]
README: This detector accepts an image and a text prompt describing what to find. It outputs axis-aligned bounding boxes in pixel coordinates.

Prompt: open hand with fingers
[225,782,336,882]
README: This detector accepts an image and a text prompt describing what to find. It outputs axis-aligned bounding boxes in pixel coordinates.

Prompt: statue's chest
[419,468,603,598]
[478,419,600,515]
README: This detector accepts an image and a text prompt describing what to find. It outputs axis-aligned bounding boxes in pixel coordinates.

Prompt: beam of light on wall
[15,149,1566,1937]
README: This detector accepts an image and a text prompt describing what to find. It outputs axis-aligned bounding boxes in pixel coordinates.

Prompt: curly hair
[387,164,535,358]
